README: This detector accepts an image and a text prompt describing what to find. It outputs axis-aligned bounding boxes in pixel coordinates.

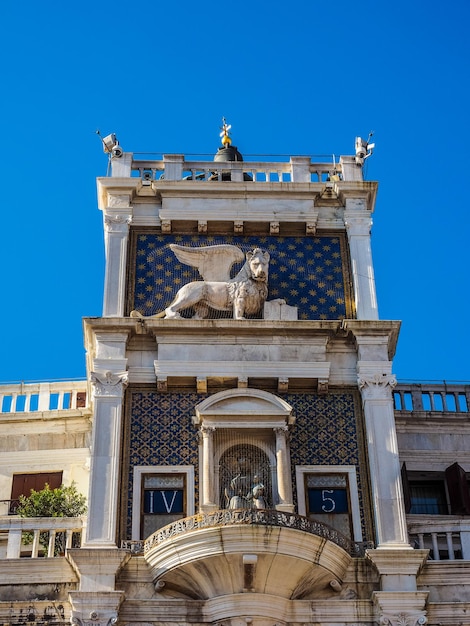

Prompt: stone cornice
[85,317,399,336]
[0,408,92,425]
[97,177,378,212]
[341,319,401,360]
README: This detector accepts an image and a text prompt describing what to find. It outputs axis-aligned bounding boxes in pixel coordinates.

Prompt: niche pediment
[193,388,294,428]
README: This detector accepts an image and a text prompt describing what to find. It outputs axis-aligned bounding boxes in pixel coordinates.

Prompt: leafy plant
[17,482,87,555]
[17,482,87,518]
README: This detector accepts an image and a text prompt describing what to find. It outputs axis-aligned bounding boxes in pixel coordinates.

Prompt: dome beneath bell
[213,144,244,162]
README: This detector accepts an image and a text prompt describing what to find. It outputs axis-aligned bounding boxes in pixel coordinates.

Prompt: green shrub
[17,482,87,555]
[16,482,87,518]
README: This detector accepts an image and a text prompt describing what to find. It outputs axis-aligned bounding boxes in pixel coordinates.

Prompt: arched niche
[193,389,295,513]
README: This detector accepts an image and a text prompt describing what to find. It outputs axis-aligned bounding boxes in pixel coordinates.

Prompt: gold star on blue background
[130,234,351,320]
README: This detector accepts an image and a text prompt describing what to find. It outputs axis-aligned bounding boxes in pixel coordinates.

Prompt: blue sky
[0,1,469,383]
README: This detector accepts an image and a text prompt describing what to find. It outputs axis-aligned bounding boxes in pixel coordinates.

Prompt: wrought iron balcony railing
[144,509,372,557]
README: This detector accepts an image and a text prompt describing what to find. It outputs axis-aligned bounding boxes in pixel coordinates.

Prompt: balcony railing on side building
[0,381,88,414]
[0,516,85,558]
[408,516,470,561]
[394,383,470,414]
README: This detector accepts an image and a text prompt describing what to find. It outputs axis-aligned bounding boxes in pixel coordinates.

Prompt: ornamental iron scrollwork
[144,509,373,557]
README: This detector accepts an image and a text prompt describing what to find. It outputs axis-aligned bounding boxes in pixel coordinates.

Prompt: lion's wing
[169,244,245,281]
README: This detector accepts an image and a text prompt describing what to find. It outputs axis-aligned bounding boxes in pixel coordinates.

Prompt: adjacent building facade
[1,130,469,626]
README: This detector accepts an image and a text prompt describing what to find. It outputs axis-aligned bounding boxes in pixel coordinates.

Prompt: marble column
[344,200,378,320]
[84,366,128,547]
[200,425,217,511]
[359,372,410,548]
[102,204,132,317]
[274,426,294,513]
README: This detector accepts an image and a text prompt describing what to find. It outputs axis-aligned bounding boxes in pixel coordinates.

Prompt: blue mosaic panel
[286,392,369,538]
[287,393,359,466]
[130,234,349,320]
[126,391,202,539]
[125,391,370,541]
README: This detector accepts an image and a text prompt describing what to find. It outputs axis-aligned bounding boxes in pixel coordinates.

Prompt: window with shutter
[10,472,63,514]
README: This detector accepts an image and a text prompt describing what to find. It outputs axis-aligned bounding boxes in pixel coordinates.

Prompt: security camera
[355,137,367,159]
[141,170,153,186]
[355,135,375,166]
[111,145,123,158]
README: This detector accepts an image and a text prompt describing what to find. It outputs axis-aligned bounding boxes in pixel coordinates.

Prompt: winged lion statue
[130,243,270,320]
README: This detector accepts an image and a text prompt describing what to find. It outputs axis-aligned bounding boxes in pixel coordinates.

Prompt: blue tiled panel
[287,392,369,538]
[287,393,359,465]
[126,390,369,540]
[126,391,202,538]
[131,234,349,320]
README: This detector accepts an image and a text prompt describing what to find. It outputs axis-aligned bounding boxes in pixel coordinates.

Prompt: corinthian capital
[380,612,427,626]
[71,614,118,626]
[91,370,129,398]
[344,212,373,237]
[104,213,132,233]
[358,373,397,400]
[200,425,215,437]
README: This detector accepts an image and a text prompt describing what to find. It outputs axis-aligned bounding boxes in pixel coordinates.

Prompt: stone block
[264,299,298,321]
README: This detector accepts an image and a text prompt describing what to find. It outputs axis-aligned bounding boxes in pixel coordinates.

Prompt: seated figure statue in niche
[246,475,266,509]
[225,473,267,510]
[131,243,274,320]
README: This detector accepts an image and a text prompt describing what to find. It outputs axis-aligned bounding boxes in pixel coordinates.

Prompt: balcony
[0,516,85,558]
[142,509,371,600]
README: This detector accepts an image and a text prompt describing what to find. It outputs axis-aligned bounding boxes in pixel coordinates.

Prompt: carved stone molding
[104,213,132,233]
[379,612,427,626]
[234,220,244,234]
[157,376,168,393]
[68,589,125,626]
[71,613,118,626]
[91,371,129,398]
[306,221,317,235]
[358,373,397,400]
[200,425,216,436]
[197,377,208,394]
[161,219,171,233]
[198,220,207,233]
[107,194,132,208]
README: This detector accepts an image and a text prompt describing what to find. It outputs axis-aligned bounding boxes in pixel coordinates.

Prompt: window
[132,466,194,540]
[409,480,447,515]
[296,465,362,542]
[142,474,186,538]
[10,472,63,515]
[401,462,470,515]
